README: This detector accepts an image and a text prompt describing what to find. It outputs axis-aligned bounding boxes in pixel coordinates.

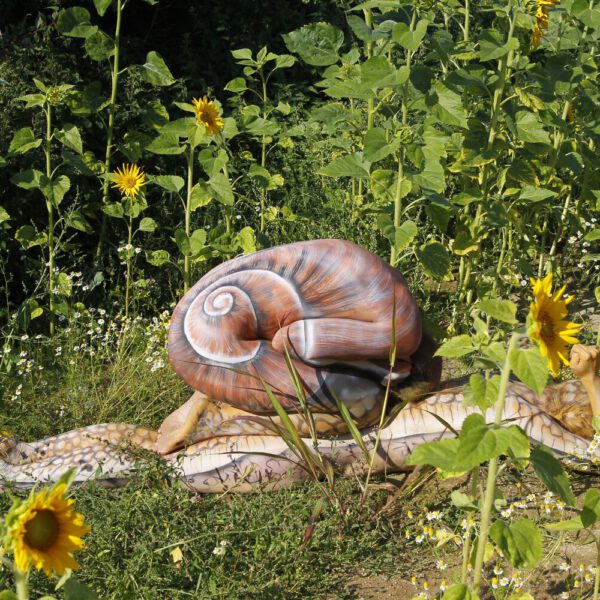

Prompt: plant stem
[390,150,405,266]
[593,543,600,600]
[184,142,194,292]
[124,213,133,319]
[259,71,268,232]
[97,0,123,258]
[45,103,55,336]
[472,333,518,593]
[364,8,375,131]
[464,0,470,42]
[15,567,28,600]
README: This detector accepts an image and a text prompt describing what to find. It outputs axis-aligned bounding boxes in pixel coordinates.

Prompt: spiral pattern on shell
[168,239,423,415]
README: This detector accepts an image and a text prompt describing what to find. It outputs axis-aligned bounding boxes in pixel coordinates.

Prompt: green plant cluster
[0,0,599,339]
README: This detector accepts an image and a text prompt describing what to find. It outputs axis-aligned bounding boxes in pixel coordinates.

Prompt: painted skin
[0,369,596,493]
[2,237,598,493]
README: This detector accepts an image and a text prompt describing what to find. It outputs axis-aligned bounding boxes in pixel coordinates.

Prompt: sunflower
[192,96,224,135]
[5,482,90,576]
[528,273,581,375]
[532,0,560,47]
[112,163,146,198]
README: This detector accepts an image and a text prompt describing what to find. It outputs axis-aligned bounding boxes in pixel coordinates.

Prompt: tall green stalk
[259,71,268,233]
[184,143,194,292]
[390,151,405,266]
[44,103,55,336]
[15,567,28,600]
[472,333,518,593]
[124,212,133,319]
[97,0,123,258]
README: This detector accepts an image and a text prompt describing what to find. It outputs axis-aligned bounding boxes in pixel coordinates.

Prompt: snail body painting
[2,240,600,493]
[162,239,441,452]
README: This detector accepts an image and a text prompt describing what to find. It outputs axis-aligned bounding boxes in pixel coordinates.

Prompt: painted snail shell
[168,239,426,415]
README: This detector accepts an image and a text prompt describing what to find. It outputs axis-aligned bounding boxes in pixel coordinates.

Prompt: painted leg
[0,423,156,465]
[271,317,416,376]
[156,392,379,454]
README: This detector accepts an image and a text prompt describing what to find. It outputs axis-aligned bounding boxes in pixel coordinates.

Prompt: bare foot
[571,345,600,417]
[156,392,209,455]
[571,345,600,381]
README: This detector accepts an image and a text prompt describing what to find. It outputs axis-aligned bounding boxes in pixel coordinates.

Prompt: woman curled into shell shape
[3,240,600,494]
[163,239,441,452]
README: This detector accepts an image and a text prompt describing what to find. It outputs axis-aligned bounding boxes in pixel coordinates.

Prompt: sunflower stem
[184,142,194,292]
[45,103,55,337]
[15,567,29,600]
[97,0,123,259]
[472,333,518,594]
[124,212,133,319]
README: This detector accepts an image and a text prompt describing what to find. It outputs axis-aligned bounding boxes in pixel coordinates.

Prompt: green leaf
[530,445,575,505]
[190,182,213,211]
[363,127,399,163]
[11,169,43,189]
[85,30,114,61]
[139,217,157,233]
[146,133,185,155]
[416,241,450,279]
[275,54,296,69]
[146,249,170,267]
[479,298,517,324]
[9,128,42,154]
[585,229,600,241]
[441,584,481,600]
[224,77,247,93]
[93,0,112,16]
[65,211,93,233]
[40,175,70,207]
[0,591,18,600]
[489,519,542,569]
[102,202,124,218]
[515,111,551,145]
[318,153,371,178]
[140,51,176,87]
[149,175,184,193]
[15,225,47,249]
[454,414,499,470]
[209,173,234,206]
[283,22,344,66]
[56,123,83,154]
[16,93,46,108]
[463,374,500,412]
[57,7,97,38]
[0,207,10,224]
[235,226,256,253]
[435,335,475,358]
[175,228,207,257]
[429,82,468,129]
[406,437,460,470]
[509,346,548,395]
[392,19,429,51]
[360,56,401,90]
[62,577,99,600]
[518,186,556,203]
[377,216,418,252]
[478,29,519,61]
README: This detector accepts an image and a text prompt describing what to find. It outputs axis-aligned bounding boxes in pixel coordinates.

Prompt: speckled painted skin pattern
[0,382,593,493]
[1,241,596,492]
[168,239,422,417]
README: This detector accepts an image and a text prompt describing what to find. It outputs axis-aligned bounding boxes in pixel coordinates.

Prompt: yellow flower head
[529,273,581,375]
[532,0,560,47]
[192,96,224,135]
[112,163,146,198]
[5,482,91,576]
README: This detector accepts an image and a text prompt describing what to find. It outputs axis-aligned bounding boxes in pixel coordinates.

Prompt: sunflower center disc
[25,509,60,551]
